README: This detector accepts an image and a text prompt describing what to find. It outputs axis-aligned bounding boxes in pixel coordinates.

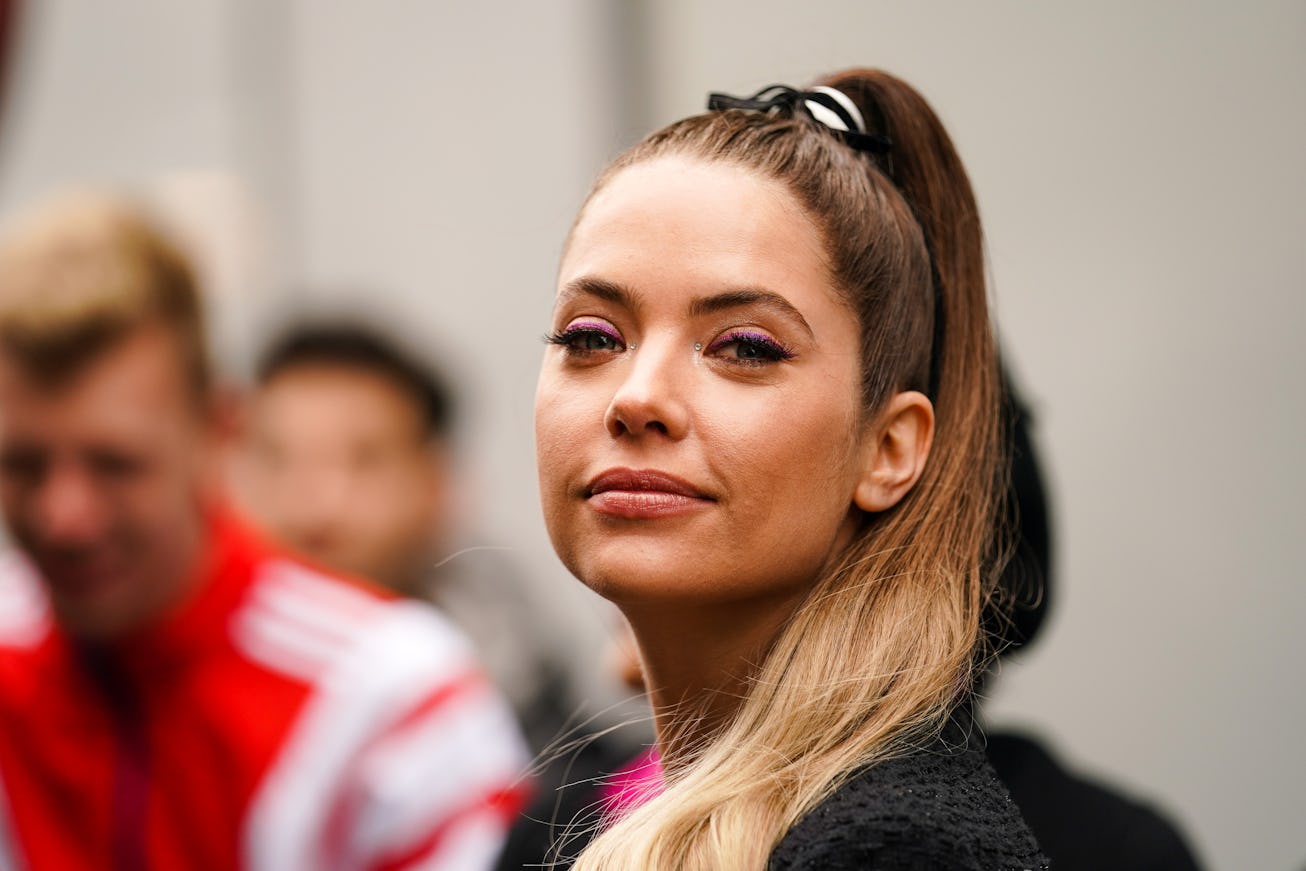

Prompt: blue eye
[545,322,625,354]
[706,330,795,365]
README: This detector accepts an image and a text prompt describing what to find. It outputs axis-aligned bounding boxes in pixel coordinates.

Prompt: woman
[534,68,1048,870]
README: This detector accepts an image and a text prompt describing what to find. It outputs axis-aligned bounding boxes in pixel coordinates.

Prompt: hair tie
[804,85,866,135]
[706,84,892,155]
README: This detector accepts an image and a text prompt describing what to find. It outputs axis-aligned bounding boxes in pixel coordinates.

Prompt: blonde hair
[0,190,210,394]
[568,68,1005,870]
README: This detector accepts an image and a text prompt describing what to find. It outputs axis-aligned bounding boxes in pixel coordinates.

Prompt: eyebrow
[559,277,816,340]
[557,276,636,310]
[688,288,814,339]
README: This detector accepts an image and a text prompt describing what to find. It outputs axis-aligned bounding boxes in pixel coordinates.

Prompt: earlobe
[208,383,245,445]
[852,391,934,514]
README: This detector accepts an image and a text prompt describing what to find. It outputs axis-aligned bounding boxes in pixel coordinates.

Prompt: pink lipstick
[586,468,713,519]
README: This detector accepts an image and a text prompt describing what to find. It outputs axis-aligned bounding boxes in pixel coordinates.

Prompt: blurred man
[0,193,528,871]
[233,322,575,754]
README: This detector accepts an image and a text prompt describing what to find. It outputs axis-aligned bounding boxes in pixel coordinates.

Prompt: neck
[622,590,804,762]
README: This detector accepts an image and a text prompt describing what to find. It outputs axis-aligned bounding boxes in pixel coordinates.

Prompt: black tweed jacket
[769,717,1049,871]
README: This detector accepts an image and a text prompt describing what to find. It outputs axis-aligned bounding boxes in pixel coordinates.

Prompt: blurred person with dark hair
[237,322,458,599]
[0,192,528,871]
[232,320,579,755]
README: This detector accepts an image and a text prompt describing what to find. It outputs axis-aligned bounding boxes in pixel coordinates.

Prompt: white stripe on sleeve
[407,810,512,871]
[0,552,49,650]
[242,596,522,871]
[349,680,528,865]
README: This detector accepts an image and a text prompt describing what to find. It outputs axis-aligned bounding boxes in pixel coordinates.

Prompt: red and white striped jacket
[0,513,530,871]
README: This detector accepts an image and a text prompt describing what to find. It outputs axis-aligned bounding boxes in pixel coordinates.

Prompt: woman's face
[535,156,870,610]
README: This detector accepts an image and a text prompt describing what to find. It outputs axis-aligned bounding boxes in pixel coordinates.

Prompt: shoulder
[987,731,1203,871]
[0,550,50,651]
[241,557,530,870]
[232,555,523,787]
[231,555,477,686]
[769,742,1048,871]
[0,552,50,706]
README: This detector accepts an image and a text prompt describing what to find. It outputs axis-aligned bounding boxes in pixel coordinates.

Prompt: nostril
[604,361,688,439]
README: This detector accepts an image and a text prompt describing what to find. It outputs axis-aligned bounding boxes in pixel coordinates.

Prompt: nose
[603,339,691,440]
[34,464,106,546]
[274,463,349,551]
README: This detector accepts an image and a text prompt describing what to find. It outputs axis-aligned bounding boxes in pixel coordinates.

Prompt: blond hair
[0,191,210,394]
[568,68,1006,870]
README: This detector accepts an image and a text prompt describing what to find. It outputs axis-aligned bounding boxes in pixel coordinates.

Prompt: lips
[588,469,707,498]
[586,468,713,519]
[35,550,121,596]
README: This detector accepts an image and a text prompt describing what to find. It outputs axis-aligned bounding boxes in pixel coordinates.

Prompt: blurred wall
[0,2,1302,869]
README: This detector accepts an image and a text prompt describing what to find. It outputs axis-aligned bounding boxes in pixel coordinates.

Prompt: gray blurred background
[0,2,1301,868]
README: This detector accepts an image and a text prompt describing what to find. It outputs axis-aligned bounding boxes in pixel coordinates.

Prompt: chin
[559,545,670,602]
[575,556,768,612]
[42,565,159,641]
[52,598,141,641]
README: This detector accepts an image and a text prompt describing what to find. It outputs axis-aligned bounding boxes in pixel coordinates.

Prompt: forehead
[0,326,199,440]
[253,364,427,443]
[563,156,835,305]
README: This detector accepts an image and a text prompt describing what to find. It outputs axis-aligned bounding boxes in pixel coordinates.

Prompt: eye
[87,449,148,482]
[544,319,626,355]
[705,330,796,366]
[0,447,47,484]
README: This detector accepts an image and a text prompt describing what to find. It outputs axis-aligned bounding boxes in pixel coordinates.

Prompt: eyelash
[544,323,796,366]
[706,330,796,365]
[544,323,625,354]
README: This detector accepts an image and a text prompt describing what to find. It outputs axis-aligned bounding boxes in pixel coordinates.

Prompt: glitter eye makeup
[545,320,626,354]
[705,329,796,365]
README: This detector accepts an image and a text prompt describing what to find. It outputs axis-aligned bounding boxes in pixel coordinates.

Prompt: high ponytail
[818,67,1008,652]
[568,68,1005,871]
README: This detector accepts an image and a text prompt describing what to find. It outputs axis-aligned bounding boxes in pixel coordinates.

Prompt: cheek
[708,373,858,473]
[134,442,216,527]
[0,480,25,522]
[705,387,861,535]
[534,374,603,570]
[534,372,596,493]
[123,473,192,529]
[374,475,436,539]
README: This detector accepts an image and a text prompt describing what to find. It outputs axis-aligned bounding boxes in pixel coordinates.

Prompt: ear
[207,381,246,445]
[853,391,934,513]
[199,381,247,501]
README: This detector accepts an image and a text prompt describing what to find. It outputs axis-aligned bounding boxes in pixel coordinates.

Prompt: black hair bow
[706,85,892,155]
